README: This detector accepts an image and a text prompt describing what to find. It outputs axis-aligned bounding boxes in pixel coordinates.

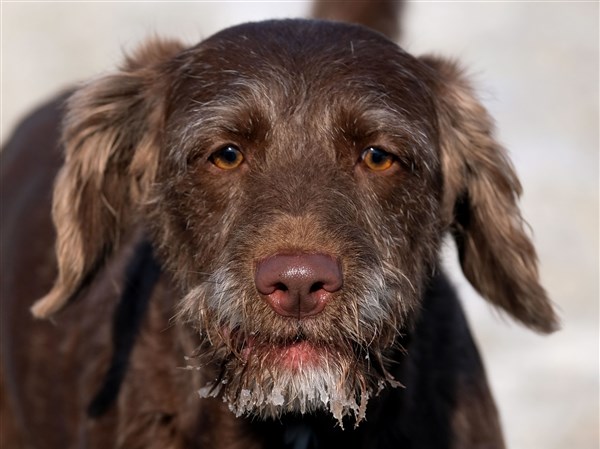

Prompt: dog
[1,2,558,448]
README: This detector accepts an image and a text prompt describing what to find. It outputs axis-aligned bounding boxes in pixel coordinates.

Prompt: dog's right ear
[31,39,184,319]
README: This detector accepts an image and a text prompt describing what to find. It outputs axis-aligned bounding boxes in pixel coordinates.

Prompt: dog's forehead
[167,19,436,125]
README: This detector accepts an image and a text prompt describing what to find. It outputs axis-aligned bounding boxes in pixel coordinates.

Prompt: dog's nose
[255,253,343,318]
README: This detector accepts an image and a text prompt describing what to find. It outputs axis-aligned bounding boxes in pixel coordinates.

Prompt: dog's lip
[273,340,321,369]
[222,326,325,369]
[240,336,323,369]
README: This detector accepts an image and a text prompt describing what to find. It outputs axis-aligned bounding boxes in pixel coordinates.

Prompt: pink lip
[276,340,320,369]
[221,326,323,370]
[240,338,321,370]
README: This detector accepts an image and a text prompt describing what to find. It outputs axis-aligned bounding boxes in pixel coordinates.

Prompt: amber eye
[361,147,395,172]
[209,145,244,170]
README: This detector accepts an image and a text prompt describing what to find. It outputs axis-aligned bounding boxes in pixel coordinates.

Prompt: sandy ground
[2,2,598,448]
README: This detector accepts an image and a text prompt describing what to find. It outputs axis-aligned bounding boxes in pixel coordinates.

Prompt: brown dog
[1,4,557,449]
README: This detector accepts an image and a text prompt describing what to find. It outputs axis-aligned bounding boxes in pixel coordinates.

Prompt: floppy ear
[31,39,184,319]
[421,56,558,333]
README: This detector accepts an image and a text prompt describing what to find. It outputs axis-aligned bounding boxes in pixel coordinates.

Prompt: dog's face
[32,20,557,426]
[153,22,443,422]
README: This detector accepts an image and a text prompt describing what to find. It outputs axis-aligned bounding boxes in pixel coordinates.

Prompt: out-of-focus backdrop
[2,2,598,448]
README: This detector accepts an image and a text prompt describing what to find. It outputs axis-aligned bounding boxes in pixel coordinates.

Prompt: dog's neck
[282,422,318,449]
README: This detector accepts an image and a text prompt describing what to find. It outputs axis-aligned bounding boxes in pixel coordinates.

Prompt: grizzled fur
[2,9,557,449]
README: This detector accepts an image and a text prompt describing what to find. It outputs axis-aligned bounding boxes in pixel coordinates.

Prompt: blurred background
[2,2,598,448]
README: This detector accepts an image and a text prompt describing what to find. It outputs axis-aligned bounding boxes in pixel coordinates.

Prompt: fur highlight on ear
[421,56,559,333]
[31,38,184,319]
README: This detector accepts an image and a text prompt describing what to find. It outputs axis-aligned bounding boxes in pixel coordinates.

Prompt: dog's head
[32,20,557,425]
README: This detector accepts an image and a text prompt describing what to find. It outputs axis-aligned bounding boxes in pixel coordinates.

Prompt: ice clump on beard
[197,342,400,428]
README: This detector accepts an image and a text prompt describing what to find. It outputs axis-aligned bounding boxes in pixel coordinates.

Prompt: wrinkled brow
[166,75,435,169]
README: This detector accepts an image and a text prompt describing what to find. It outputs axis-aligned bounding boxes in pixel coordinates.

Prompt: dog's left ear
[421,56,558,333]
[31,39,183,319]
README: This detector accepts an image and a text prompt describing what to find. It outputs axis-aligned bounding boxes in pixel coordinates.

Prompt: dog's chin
[197,338,399,427]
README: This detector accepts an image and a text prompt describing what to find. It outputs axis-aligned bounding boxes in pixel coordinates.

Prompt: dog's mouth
[237,331,329,371]
[268,339,322,369]
[181,264,409,426]
[194,326,400,427]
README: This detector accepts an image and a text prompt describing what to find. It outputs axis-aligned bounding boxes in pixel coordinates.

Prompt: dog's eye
[361,147,395,172]
[209,145,244,170]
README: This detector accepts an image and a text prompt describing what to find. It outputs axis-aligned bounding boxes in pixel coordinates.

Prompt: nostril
[274,282,288,292]
[309,281,324,294]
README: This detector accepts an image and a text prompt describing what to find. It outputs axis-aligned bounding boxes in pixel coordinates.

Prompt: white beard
[197,348,400,428]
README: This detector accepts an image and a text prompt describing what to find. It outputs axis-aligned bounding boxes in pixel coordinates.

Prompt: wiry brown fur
[4,12,557,449]
[31,38,185,318]
[422,56,557,333]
